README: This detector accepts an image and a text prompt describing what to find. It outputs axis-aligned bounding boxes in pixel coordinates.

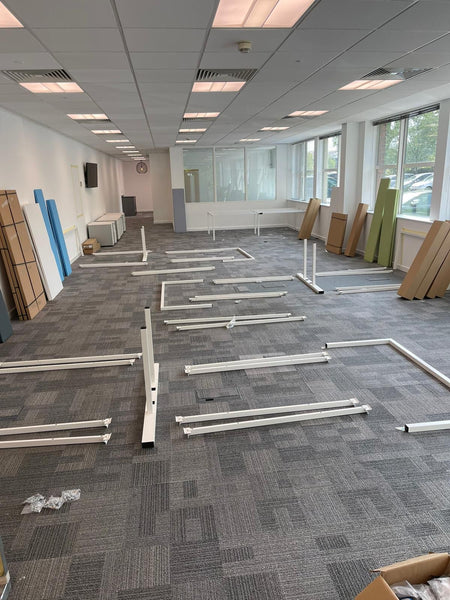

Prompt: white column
[431,99,450,221]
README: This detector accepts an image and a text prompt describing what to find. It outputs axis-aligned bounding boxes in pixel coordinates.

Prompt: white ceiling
[1,0,450,159]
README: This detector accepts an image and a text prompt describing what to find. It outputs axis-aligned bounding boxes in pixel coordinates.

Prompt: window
[320,134,340,204]
[183,147,276,203]
[375,108,439,218]
[246,147,276,201]
[291,139,315,200]
[183,149,214,203]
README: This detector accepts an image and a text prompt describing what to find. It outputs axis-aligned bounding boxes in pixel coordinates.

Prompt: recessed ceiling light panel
[179,128,207,133]
[67,113,108,120]
[339,80,401,90]
[0,2,23,27]
[184,112,220,119]
[192,82,245,92]
[106,139,129,142]
[240,138,261,142]
[213,0,315,28]
[91,130,121,134]
[288,110,328,117]
[176,140,197,144]
[260,126,289,131]
[20,82,83,93]
[116,146,135,149]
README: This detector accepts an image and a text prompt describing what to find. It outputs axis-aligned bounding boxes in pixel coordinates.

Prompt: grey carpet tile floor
[0,215,449,600]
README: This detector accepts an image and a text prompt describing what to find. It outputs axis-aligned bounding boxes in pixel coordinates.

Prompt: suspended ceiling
[1,0,450,160]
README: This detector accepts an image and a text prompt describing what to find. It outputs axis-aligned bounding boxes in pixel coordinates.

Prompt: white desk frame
[206,208,305,239]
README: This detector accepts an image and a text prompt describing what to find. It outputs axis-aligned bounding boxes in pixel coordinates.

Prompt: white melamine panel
[10,0,117,28]
[34,28,124,53]
[130,52,200,70]
[115,0,216,28]
[23,203,64,301]
[124,28,206,53]
[54,52,129,70]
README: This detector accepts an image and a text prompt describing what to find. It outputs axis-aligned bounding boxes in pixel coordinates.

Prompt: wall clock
[136,161,148,174]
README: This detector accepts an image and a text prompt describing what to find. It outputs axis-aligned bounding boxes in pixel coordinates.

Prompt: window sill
[366,210,432,224]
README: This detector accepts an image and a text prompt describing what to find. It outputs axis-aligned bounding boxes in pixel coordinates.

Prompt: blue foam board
[46,199,72,277]
[34,189,64,280]
[0,290,12,343]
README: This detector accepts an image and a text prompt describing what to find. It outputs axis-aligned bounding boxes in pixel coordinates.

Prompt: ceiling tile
[69,69,134,83]
[280,28,370,53]
[135,69,196,83]
[8,0,117,28]
[200,52,271,70]
[54,52,129,70]
[116,0,217,28]
[130,52,200,70]
[34,28,124,52]
[205,29,289,53]
[351,29,447,53]
[0,52,61,70]
[124,28,206,53]
[384,2,450,31]
[0,29,47,53]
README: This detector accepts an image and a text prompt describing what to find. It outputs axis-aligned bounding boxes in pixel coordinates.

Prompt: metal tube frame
[336,284,400,294]
[140,308,160,448]
[0,359,135,374]
[80,262,146,268]
[324,338,450,389]
[0,434,111,449]
[183,404,372,436]
[176,398,360,424]
[176,316,306,331]
[171,256,235,263]
[213,276,294,284]
[0,353,141,368]
[164,313,292,325]
[185,351,330,375]
[297,239,324,294]
[316,267,392,277]
[189,291,288,302]
[397,420,450,433]
[0,418,111,437]
[160,280,213,311]
[132,266,215,276]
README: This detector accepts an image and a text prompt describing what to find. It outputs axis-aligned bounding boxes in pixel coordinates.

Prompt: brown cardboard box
[345,203,368,257]
[326,212,347,254]
[356,553,450,599]
[298,198,321,240]
[82,238,101,255]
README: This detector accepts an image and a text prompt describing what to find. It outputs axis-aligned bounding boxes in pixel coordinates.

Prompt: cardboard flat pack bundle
[298,197,321,240]
[326,212,347,254]
[0,190,46,320]
[345,202,368,257]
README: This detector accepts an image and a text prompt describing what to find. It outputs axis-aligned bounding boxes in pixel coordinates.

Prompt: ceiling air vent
[1,68,73,83]
[362,66,433,81]
[196,68,258,82]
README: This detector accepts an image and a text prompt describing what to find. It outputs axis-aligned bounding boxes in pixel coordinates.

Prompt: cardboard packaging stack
[0,190,46,320]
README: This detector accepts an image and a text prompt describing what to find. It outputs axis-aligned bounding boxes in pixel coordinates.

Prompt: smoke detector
[237,41,252,54]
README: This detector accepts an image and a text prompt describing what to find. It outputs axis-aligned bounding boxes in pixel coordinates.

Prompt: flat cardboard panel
[355,575,397,600]
[364,178,390,263]
[298,198,321,240]
[34,189,64,281]
[414,225,450,299]
[344,203,368,257]
[427,250,450,298]
[0,226,25,319]
[326,212,347,254]
[23,204,63,301]
[46,199,72,277]
[377,188,399,267]
[398,221,447,300]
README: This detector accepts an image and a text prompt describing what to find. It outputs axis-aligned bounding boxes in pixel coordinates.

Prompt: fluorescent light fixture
[339,79,401,90]
[260,126,289,131]
[116,146,135,149]
[176,140,197,144]
[91,130,121,134]
[0,2,23,27]
[20,82,83,93]
[288,110,328,116]
[67,113,108,120]
[184,112,220,118]
[213,0,315,28]
[106,139,129,143]
[192,82,245,92]
[240,138,261,142]
[123,150,139,153]
[179,128,207,133]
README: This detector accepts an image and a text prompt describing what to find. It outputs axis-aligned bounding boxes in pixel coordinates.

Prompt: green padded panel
[378,188,399,267]
[364,178,390,263]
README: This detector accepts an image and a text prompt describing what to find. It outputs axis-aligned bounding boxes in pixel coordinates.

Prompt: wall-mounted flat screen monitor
[84,162,98,188]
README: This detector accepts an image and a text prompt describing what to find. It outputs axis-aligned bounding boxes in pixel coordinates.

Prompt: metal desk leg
[213,213,215,241]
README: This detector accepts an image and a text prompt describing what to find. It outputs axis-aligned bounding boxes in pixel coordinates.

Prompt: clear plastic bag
[21,489,80,513]
[412,583,438,600]
[61,489,80,503]
[21,494,46,514]
[390,580,420,599]
[428,577,450,599]
[43,496,65,510]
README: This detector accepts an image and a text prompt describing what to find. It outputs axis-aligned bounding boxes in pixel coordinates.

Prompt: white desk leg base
[296,273,324,294]
[142,363,159,448]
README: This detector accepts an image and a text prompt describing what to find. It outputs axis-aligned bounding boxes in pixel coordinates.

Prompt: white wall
[0,106,124,313]
[122,160,152,212]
